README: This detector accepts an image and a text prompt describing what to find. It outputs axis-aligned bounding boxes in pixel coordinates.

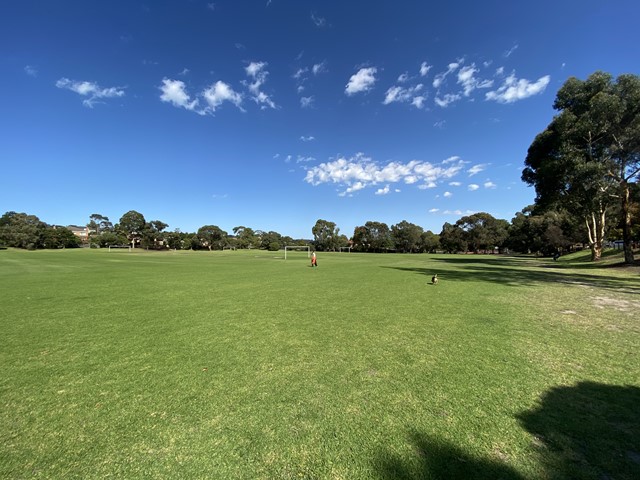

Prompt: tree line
[1,206,632,258]
[1,71,637,261]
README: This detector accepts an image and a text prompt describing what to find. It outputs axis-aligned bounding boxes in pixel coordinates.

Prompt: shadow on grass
[376,432,524,480]
[518,381,640,480]
[383,256,640,294]
[375,382,640,480]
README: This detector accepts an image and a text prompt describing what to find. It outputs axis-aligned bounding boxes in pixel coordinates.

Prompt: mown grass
[1,248,638,479]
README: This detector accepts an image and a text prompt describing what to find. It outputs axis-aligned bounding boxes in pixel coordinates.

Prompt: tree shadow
[375,382,640,480]
[376,431,524,480]
[518,381,640,480]
[382,256,640,294]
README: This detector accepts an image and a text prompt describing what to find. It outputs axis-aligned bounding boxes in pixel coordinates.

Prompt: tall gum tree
[523,71,640,262]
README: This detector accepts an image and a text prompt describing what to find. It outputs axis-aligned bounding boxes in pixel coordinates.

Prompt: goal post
[340,246,352,253]
[108,245,132,252]
[284,245,311,260]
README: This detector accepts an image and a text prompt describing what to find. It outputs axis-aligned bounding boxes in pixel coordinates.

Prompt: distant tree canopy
[439,213,509,253]
[0,211,78,249]
[312,219,344,251]
[523,71,640,262]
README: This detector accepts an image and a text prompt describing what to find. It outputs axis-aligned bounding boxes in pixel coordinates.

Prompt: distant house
[67,225,91,242]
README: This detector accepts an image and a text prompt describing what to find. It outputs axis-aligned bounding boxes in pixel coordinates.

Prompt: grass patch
[1,249,638,479]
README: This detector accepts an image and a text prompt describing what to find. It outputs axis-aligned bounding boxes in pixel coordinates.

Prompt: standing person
[311,251,317,267]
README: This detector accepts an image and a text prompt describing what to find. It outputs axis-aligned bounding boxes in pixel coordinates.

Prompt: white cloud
[449,181,462,187]
[300,96,314,108]
[383,84,423,105]
[345,67,377,95]
[398,72,410,82]
[467,164,487,176]
[468,184,480,191]
[312,61,327,75]
[57,78,125,107]
[304,153,466,196]
[433,62,460,88]
[420,62,432,77]
[244,61,277,109]
[456,64,493,96]
[159,78,199,112]
[202,81,243,112]
[429,208,440,213]
[375,185,391,195]
[486,74,550,103]
[443,191,453,198]
[293,67,308,80]
[443,156,461,164]
[300,135,315,142]
[412,96,426,109]
[434,93,461,108]
[484,181,497,189]
[24,65,38,77]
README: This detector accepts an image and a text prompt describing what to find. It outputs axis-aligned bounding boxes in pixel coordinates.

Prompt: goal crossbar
[108,245,132,252]
[284,245,311,260]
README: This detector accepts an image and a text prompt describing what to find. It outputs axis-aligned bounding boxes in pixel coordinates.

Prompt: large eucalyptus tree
[523,71,640,262]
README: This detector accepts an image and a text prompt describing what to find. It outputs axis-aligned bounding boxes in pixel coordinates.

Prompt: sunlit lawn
[1,248,638,479]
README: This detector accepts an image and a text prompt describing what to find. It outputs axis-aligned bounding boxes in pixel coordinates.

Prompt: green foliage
[523,71,640,263]
[312,219,341,251]
[391,220,423,253]
[0,212,46,249]
[352,221,393,252]
[439,213,508,253]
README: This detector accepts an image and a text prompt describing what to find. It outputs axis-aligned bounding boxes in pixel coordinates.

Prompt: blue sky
[1,1,638,239]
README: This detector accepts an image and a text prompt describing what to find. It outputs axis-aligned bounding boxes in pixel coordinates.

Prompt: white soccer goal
[222,246,236,251]
[340,246,352,253]
[108,245,132,252]
[284,245,310,260]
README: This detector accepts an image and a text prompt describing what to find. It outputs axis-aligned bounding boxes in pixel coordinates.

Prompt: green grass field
[1,248,638,479]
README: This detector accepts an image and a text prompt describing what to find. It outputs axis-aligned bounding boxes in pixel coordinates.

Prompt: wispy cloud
[503,44,519,58]
[433,62,460,89]
[345,67,377,96]
[24,65,38,77]
[467,164,487,176]
[468,184,480,191]
[484,181,497,189]
[311,12,326,27]
[56,78,125,107]
[486,73,550,103]
[383,84,424,107]
[434,93,461,108]
[457,64,493,96]
[300,135,315,142]
[244,61,277,109]
[312,61,327,75]
[300,96,314,108]
[304,153,466,196]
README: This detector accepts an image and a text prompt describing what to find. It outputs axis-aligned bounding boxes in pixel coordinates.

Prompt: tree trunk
[621,181,635,265]
[586,210,605,261]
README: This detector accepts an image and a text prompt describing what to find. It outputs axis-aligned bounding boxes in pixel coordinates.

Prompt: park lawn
[0,248,638,479]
